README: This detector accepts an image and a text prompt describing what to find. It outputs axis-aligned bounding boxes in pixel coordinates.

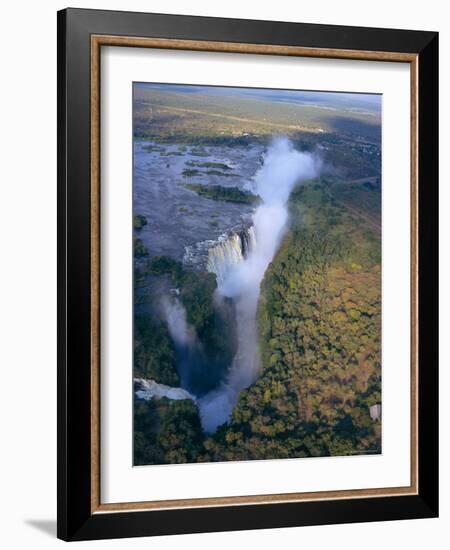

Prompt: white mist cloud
[161,296,196,348]
[253,136,319,205]
[198,136,321,432]
[160,295,205,391]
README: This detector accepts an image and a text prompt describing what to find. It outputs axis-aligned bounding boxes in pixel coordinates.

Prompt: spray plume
[199,136,320,432]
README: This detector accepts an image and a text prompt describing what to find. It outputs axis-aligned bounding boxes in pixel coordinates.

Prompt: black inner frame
[57,8,438,541]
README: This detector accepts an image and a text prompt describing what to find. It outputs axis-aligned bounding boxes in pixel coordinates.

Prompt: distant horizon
[134,82,381,114]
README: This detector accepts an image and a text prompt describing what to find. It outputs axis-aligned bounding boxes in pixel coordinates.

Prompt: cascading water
[206,226,257,286]
[240,226,257,258]
[198,136,320,432]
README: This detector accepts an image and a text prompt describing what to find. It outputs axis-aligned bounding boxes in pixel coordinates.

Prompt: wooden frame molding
[91,34,418,61]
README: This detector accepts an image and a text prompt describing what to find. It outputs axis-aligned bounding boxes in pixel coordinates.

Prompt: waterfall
[198,137,320,433]
[240,226,257,258]
[206,226,257,286]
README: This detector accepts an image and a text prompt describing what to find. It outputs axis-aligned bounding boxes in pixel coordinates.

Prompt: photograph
[132,83,383,466]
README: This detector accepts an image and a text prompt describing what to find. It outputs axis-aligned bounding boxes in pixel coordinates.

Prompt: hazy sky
[134,82,381,114]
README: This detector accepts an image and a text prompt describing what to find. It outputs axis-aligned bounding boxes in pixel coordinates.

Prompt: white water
[206,226,257,286]
[199,137,320,432]
[135,378,196,402]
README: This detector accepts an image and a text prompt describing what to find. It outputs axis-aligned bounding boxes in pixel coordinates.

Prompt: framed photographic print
[57,8,438,541]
